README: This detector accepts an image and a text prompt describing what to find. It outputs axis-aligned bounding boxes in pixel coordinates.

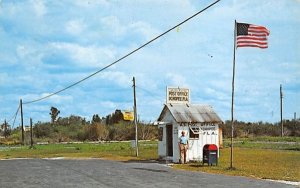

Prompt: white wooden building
[157,103,223,163]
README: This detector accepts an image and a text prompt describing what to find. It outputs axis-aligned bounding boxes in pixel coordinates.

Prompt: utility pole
[294,112,297,134]
[20,99,25,144]
[30,118,33,148]
[280,85,283,137]
[4,119,7,138]
[133,77,139,157]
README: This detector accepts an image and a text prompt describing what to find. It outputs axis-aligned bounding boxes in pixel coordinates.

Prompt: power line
[22,0,220,105]
[136,85,163,101]
[5,104,20,129]
[6,105,20,124]
[12,106,20,129]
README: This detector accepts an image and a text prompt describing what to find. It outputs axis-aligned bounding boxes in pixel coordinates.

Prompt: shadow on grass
[188,164,206,168]
[187,164,238,171]
[122,159,159,164]
[225,167,238,171]
[187,163,219,168]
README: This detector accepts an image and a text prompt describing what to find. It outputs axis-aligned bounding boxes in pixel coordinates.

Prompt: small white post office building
[157,103,223,163]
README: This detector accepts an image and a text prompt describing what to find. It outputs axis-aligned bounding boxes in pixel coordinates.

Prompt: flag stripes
[236,22,270,49]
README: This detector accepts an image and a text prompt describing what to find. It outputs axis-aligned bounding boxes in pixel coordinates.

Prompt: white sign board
[166,87,190,104]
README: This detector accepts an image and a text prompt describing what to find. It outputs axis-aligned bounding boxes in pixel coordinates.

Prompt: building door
[166,124,173,156]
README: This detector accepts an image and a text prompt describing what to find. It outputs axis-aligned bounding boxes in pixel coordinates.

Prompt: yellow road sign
[122,111,134,121]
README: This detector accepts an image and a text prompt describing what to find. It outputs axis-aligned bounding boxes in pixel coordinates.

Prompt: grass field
[0,141,157,161]
[223,136,300,151]
[174,147,300,182]
[0,138,299,182]
[227,136,300,142]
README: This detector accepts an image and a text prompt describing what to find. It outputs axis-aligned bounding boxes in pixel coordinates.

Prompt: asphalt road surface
[0,159,296,188]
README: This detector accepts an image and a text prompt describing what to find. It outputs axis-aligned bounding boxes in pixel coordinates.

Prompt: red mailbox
[203,144,218,166]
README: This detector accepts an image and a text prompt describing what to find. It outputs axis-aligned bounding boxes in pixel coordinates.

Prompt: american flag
[236,22,270,49]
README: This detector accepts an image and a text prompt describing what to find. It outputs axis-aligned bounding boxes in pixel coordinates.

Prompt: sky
[0,0,299,127]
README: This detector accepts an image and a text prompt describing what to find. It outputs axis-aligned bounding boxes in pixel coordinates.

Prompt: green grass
[224,136,300,142]
[241,136,300,142]
[223,136,300,151]
[174,147,300,182]
[0,141,158,160]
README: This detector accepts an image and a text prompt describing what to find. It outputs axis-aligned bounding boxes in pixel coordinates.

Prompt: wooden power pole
[30,118,33,148]
[20,99,25,144]
[132,77,139,157]
[280,84,283,137]
[4,119,7,138]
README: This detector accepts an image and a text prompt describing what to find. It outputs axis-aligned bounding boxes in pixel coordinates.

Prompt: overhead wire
[11,106,20,129]
[6,104,20,123]
[5,104,20,129]
[135,85,163,101]
[22,0,221,105]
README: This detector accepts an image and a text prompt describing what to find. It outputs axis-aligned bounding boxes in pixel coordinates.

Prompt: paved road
[0,159,296,188]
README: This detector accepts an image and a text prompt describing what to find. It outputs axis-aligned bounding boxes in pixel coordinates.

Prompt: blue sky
[0,0,299,127]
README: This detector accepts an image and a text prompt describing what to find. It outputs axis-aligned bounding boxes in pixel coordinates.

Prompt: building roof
[157,103,222,124]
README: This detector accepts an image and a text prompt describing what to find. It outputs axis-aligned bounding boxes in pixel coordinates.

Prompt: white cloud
[65,19,86,36]
[166,73,188,87]
[100,16,126,37]
[74,0,110,8]
[30,0,47,17]
[100,71,132,88]
[0,73,7,85]
[16,44,43,63]
[129,21,160,41]
[99,101,117,109]
[23,93,73,105]
[204,87,229,101]
[100,16,160,41]
[50,42,116,67]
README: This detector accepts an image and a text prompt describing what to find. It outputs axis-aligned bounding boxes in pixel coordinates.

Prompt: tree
[49,106,60,125]
[1,121,11,138]
[68,115,84,126]
[92,114,101,123]
[33,121,53,138]
[113,110,123,123]
[86,123,109,141]
[106,110,123,125]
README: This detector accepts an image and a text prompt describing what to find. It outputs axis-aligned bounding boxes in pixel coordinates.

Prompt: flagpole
[230,20,237,169]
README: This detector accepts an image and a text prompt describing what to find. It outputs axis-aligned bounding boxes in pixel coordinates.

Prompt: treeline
[32,116,157,143]
[33,120,156,143]
[220,119,300,138]
[1,107,299,144]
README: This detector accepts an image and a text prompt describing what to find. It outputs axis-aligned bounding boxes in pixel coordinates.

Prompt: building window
[189,127,200,139]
